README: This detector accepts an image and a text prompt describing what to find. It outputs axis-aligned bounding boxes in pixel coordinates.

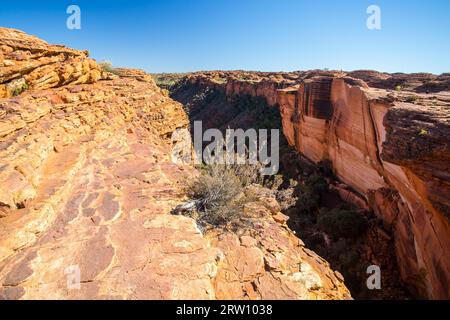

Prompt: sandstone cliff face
[0,28,350,300]
[176,71,450,299]
[0,28,110,99]
[278,79,449,299]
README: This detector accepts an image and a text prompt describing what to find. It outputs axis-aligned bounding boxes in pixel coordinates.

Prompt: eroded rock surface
[0,28,111,99]
[0,28,350,300]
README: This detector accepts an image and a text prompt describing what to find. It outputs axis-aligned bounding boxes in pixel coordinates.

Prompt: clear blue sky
[1,0,449,74]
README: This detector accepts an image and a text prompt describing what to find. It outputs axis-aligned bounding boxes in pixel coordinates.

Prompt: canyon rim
[0,2,449,303]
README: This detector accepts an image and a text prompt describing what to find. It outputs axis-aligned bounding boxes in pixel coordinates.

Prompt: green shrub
[338,250,360,270]
[152,73,186,89]
[317,208,368,239]
[318,159,334,177]
[406,95,418,103]
[295,173,328,213]
[12,82,29,96]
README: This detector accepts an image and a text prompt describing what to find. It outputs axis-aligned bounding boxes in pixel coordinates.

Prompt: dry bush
[98,61,121,75]
[190,166,242,209]
[186,162,264,227]
[276,178,298,210]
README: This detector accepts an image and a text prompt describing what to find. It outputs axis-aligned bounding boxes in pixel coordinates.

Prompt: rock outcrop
[173,71,450,299]
[0,28,110,99]
[0,28,350,300]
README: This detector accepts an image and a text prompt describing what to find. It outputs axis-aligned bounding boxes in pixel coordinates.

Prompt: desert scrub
[317,208,368,239]
[231,95,283,130]
[98,61,121,76]
[275,178,298,210]
[295,172,328,213]
[12,82,29,96]
[317,159,335,178]
[189,165,243,225]
[152,73,186,89]
[405,95,419,103]
[179,163,264,228]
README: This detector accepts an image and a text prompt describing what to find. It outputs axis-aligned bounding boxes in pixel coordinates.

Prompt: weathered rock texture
[279,79,449,300]
[176,71,450,299]
[0,28,350,300]
[0,28,111,99]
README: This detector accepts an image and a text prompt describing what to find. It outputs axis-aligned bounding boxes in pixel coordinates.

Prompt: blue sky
[1,0,449,73]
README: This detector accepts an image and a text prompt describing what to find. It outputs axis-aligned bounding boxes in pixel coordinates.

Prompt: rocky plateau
[0,28,351,300]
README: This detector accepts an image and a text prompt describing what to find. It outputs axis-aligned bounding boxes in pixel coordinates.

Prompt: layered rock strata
[177,71,450,299]
[0,28,350,300]
[0,28,110,99]
[278,79,449,299]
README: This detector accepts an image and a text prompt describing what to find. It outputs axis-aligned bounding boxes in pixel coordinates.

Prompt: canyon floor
[0,28,449,300]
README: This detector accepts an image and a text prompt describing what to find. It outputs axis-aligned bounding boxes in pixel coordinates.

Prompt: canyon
[0,28,350,300]
[0,27,448,300]
[163,70,450,299]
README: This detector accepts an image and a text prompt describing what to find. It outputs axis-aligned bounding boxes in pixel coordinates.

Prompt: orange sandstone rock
[278,77,450,299]
[0,28,350,300]
[179,71,449,299]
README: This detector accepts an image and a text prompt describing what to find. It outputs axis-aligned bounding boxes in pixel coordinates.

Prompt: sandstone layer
[0,28,350,300]
[0,28,111,99]
[175,71,450,299]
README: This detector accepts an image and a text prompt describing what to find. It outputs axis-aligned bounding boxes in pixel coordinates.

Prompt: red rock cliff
[179,71,449,299]
[278,78,449,299]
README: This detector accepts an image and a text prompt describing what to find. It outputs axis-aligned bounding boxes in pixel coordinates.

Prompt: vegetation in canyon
[1,27,448,300]
[163,74,414,299]
[184,163,262,228]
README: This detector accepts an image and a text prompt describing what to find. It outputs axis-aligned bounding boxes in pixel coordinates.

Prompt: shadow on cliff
[163,77,413,300]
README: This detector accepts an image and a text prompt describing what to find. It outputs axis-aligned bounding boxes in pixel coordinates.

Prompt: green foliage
[12,82,29,96]
[317,208,368,239]
[339,250,360,268]
[395,85,402,91]
[152,73,186,89]
[212,77,227,84]
[235,74,254,81]
[317,159,334,177]
[295,173,328,213]
[232,95,282,130]
[406,95,419,103]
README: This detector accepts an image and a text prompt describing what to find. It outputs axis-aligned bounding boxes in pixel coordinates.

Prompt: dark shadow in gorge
[165,77,412,300]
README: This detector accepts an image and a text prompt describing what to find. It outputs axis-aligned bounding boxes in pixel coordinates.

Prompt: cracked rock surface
[0,28,350,300]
